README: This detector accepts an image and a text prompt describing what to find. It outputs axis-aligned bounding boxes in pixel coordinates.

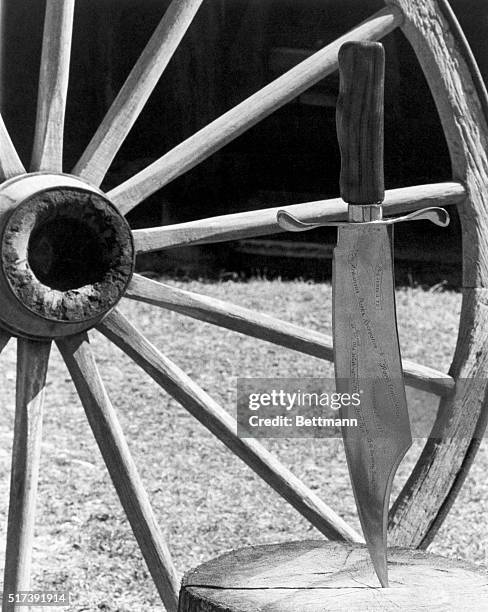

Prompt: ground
[0,278,485,611]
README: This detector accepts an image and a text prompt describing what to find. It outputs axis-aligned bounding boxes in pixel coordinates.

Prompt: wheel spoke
[3,340,51,611]
[73,0,204,186]
[131,182,465,252]
[108,6,402,214]
[125,274,455,398]
[31,0,75,172]
[57,333,179,612]
[98,308,364,544]
[0,116,25,180]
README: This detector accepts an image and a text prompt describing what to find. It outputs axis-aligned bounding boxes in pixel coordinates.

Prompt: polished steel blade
[332,223,412,587]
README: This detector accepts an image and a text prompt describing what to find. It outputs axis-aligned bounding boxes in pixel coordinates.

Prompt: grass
[0,278,486,611]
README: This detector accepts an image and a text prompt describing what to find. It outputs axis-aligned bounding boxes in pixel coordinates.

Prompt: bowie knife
[276,41,449,587]
[332,41,411,588]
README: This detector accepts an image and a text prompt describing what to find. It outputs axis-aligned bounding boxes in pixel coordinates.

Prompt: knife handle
[337,41,385,205]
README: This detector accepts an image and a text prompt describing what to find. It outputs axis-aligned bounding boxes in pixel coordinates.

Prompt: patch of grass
[0,278,485,611]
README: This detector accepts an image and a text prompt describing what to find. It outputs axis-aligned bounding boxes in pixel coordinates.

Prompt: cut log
[179,541,488,611]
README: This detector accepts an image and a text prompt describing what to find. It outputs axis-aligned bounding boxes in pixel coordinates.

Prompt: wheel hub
[0,174,134,339]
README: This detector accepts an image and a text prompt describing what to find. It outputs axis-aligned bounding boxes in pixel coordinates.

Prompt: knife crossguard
[276,206,450,233]
[275,41,450,589]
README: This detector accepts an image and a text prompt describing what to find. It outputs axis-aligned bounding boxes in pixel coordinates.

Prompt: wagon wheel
[1,0,487,610]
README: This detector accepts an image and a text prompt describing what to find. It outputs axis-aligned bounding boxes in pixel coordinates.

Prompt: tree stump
[179,541,488,611]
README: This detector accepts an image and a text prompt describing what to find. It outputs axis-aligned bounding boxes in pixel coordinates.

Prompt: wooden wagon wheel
[1,0,487,610]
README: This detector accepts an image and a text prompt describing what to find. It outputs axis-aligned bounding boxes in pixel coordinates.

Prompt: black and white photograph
[0,0,487,610]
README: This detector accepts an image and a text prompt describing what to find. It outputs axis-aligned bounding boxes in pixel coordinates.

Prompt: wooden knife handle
[337,41,385,205]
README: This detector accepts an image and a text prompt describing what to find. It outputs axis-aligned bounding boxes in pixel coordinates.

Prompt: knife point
[366,540,389,587]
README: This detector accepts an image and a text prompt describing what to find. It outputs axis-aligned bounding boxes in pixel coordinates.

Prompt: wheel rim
[385,0,488,548]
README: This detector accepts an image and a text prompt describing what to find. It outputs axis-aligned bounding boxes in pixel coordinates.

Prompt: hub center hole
[28,218,111,291]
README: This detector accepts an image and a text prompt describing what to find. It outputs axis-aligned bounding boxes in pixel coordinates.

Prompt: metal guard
[276,206,450,233]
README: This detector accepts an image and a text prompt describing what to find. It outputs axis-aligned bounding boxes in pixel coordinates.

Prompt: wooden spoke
[57,333,179,612]
[132,182,465,253]
[402,362,454,398]
[73,0,204,186]
[125,274,455,398]
[31,0,75,172]
[0,115,25,180]
[108,6,403,214]
[3,339,51,612]
[99,308,364,544]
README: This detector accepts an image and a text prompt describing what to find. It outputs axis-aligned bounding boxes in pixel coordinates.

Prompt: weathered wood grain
[179,541,488,611]
[57,333,179,612]
[337,41,385,206]
[108,6,402,214]
[132,182,465,253]
[3,339,51,612]
[98,309,363,544]
[73,0,204,186]
[126,274,455,398]
[31,0,75,172]
[0,115,25,180]
[385,0,488,547]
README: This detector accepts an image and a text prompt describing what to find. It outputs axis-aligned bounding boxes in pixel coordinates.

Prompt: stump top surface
[180,541,488,611]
